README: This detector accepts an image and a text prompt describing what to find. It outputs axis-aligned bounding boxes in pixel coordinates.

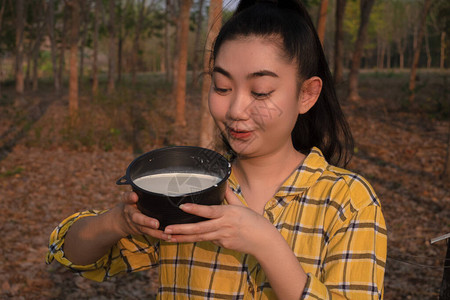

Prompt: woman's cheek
[208,94,227,122]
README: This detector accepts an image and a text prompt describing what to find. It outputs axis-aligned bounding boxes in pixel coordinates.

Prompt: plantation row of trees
[320,0,448,71]
[0,0,449,177]
[0,0,448,120]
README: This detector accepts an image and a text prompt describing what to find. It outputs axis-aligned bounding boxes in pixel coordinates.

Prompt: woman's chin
[229,139,259,158]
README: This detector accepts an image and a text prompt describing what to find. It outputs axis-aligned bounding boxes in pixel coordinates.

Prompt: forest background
[0,0,449,299]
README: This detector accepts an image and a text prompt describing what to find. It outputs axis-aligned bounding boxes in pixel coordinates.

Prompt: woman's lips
[228,127,253,139]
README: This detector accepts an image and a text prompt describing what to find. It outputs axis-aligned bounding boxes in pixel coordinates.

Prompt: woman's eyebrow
[248,70,279,79]
[213,67,279,79]
[212,66,231,78]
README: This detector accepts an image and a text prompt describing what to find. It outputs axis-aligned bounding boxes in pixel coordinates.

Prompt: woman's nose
[227,90,251,121]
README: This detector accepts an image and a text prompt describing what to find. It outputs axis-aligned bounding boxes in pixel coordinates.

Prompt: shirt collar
[227,147,328,200]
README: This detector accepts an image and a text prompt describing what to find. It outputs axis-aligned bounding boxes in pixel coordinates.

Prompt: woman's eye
[213,86,230,95]
[251,91,273,100]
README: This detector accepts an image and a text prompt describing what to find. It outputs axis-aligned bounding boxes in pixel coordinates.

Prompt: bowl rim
[123,145,232,198]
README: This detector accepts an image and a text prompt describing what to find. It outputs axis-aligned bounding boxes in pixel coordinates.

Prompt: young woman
[46,1,387,299]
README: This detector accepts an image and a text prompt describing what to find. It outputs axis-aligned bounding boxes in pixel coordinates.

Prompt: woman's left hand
[163,186,276,255]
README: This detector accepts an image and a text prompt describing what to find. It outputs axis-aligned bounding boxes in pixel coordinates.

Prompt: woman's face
[209,36,303,158]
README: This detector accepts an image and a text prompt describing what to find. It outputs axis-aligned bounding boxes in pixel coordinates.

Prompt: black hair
[212,0,354,167]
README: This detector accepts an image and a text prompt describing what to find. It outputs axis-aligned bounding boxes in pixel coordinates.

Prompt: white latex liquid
[133,172,221,196]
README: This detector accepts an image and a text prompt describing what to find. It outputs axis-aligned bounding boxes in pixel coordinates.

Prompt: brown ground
[0,70,449,299]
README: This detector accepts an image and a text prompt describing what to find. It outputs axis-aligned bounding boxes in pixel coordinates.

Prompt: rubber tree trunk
[0,0,5,94]
[132,0,146,86]
[107,0,116,94]
[441,32,446,69]
[32,36,42,91]
[46,0,60,93]
[68,0,80,121]
[408,0,432,103]
[0,0,5,36]
[439,238,450,299]
[174,0,192,127]
[78,0,89,88]
[316,0,328,45]
[164,0,173,82]
[191,0,205,85]
[58,7,68,95]
[172,1,181,92]
[348,0,376,101]
[92,0,100,95]
[199,0,222,148]
[15,0,25,102]
[425,25,431,68]
[333,0,346,85]
[445,121,450,181]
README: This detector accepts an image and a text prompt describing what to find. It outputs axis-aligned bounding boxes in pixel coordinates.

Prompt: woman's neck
[233,144,306,191]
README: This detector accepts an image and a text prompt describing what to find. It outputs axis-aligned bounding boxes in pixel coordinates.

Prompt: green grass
[0,166,24,177]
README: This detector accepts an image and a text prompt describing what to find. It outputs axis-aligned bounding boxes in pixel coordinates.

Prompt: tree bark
[25,45,32,90]
[78,0,89,87]
[174,0,192,127]
[408,0,432,103]
[0,0,5,33]
[15,0,25,100]
[118,35,123,84]
[132,0,146,86]
[191,0,205,85]
[333,0,346,85]
[348,0,376,101]
[376,36,382,69]
[172,0,181,89]
[46,0,60,92]
[0,0,5,94]
[68,0,80,120]
[425,24,431,68]
[32,2,46,92]
[199,0,222,148]
[32,35,43,91]
[398,42,405,69]
[92,0,100,95]
[444,121,450,181]
[386,42,391,69]
[316,0,328,45]
[164,0,173,82]
[440,31,446,69]
[116,1,128,85]
[58,6,68,94]
[107,0,117,94]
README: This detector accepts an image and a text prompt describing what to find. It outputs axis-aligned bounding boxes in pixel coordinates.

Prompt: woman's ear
[297,76,322,114]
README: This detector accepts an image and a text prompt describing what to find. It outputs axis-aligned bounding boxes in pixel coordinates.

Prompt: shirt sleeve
[301,204,387,300]
[45,210,159,282]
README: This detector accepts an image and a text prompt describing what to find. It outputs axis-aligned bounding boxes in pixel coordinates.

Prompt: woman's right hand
[117,191,170,240]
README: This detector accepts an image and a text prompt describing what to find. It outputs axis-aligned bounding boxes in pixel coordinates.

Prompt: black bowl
[117,146,231,229]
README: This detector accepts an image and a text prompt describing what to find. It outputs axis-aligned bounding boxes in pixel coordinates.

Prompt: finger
[164,218,218,235]
[122,191,138,205]
[129,209,160,229]
[139,227,171,241]
[224,186,245,207]
[166,231,218,243]
[178,203,224,219]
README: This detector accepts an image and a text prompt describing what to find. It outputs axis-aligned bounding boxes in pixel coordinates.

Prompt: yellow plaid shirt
[46,147,387,299]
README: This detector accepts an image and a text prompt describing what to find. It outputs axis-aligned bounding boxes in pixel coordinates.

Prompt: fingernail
[179,203,191,210]
[153,221,159,228]
[165,228,173,234]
